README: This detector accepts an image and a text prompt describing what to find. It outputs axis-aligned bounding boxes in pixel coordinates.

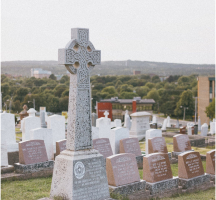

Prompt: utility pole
[180,106,188,121]
[193,97,198,124]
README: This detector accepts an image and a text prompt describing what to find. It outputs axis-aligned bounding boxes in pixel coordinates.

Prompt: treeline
[1,73,198,119]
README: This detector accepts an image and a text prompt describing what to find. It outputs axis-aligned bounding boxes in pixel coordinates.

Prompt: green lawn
[140,137,214,155]
[2,161,211,200]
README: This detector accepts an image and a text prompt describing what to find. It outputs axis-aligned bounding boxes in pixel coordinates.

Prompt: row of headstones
[1,108,65,166]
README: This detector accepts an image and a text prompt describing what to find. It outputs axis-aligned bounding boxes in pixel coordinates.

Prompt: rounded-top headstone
[173,134,191,152]
[27,108,37,117]
[206,149,215,175]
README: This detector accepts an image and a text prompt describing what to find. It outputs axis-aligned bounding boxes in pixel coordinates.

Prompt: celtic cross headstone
[50,28,110,200]
[59,28,101,151]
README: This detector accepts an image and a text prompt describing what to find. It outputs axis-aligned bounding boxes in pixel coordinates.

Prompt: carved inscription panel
[143,153,172,183]
[148,137,168,154]
[19,140,48,165]
[178,151,204,179]
[72,157,109,200]
[106,153,140,186]
[137,117,149,130]
[119,138,142,156]
[93,138,113,158]
[173,134,191,152]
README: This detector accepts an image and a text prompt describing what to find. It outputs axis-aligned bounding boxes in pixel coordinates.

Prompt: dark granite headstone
[19,140,48,165]
[56,139,67,156]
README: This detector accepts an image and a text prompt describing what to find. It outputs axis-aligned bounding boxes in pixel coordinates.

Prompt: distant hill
[1,60,215,77]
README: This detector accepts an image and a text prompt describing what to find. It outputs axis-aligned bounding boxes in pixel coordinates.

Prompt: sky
[1,0,215,64]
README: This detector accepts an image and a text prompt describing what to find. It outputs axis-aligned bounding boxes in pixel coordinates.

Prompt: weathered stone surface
[93,138,113,158]
[1,165,14,174]
[50,149,110,200]
[30,128,54,160]
[178,174,210,189]
[145,177,179,195]
[179,126,186,134]
[129,112,151,141]
[109,180,146,196]
[110,127,129,154]
[106,153,140,186]
[145,129,162,155]
[50,28,110,200]
[166,116,171,128]
[14,160,54,174]
[8,151,19,165]
[124,110,131,130]
[91,113,98,127]
[92,126,99,139]
[171,150,194,159]
[143,153,172,183]
[1,113,18,152]
[206,149,215,175]
[56,139,67,156]
[1,130,8,166]
[173,134,191,152]
[161,119,167,131]
[40,107,47,128]
[148,137,168,154]
[209,121,216,134]
[47,114,65,153]
[178,151,204,179]
[19,140,48,165]
[119,138,141,156]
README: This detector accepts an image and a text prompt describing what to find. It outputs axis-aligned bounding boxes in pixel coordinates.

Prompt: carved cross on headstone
[59,28,101,151]
[104,111,109,118]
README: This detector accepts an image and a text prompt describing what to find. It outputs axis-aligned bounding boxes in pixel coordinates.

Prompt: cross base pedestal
[50,149,110,200]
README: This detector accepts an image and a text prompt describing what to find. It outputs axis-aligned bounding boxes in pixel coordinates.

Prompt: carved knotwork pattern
[62,29,100,151]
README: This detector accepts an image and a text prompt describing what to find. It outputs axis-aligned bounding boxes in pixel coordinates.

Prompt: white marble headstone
[1,130,8,166]
[47,114,65,153]
[209,121,215,135]
[114,119,122,127]
[152,115,157,124]
[30,128,54,160]
[96,111,111,139]
[0,113,18,152]
[129,111,151,141]
[198,116,201,131]
[145,129,162,155]
[161,119,167,131]
[110,127,129,154]
[92,126,99,139]
[201,123,208,136]
[166,116,171,127]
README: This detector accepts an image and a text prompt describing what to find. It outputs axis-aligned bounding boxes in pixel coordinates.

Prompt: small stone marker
[206,150,215,175]
[19,140,48,165]
[179,126,186,134]
[114,119,122,127]
[91,112,98,127]
[148,137,168,154]
[56,139,67,156]
[124,110,131,129]
[93,138,113,158]
[161,119,167,131]
[106,153,140,186]
[209,121,216,134]
[166,116,171,127]
[178,151,204,179]
[110,127,129,154]
[40,107,47,128]
[119,138,141,156]
[198,116,201,131]
[145,129,162,155]
[143,153,172,183]
[201,123,208,136]
[173,134,191,152]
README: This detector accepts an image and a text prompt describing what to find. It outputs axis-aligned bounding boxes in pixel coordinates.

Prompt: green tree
[49,74,57,80]
[54,84,67,97]
[205,98,215,119]
[151,75,161,83]
[119,84,133,93]
[100,86,118,98]
[146,89,159,102]
[174,90,194,119]
[59,96,69,111]
[115,80,122,88]
[60,75,69,83]
[135,86,150,97]
[120,92,137,99]
[145,82,155,89]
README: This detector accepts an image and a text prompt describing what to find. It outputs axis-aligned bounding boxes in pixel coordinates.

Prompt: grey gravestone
[50,28,110,200]
[40,107,47,128]
[91,112,98,126]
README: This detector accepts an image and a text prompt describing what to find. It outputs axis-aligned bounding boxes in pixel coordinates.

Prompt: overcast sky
[1,0,215,64]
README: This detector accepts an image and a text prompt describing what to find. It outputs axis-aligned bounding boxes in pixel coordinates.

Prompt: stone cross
[59,28,101,151]
[104,111,109,118]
